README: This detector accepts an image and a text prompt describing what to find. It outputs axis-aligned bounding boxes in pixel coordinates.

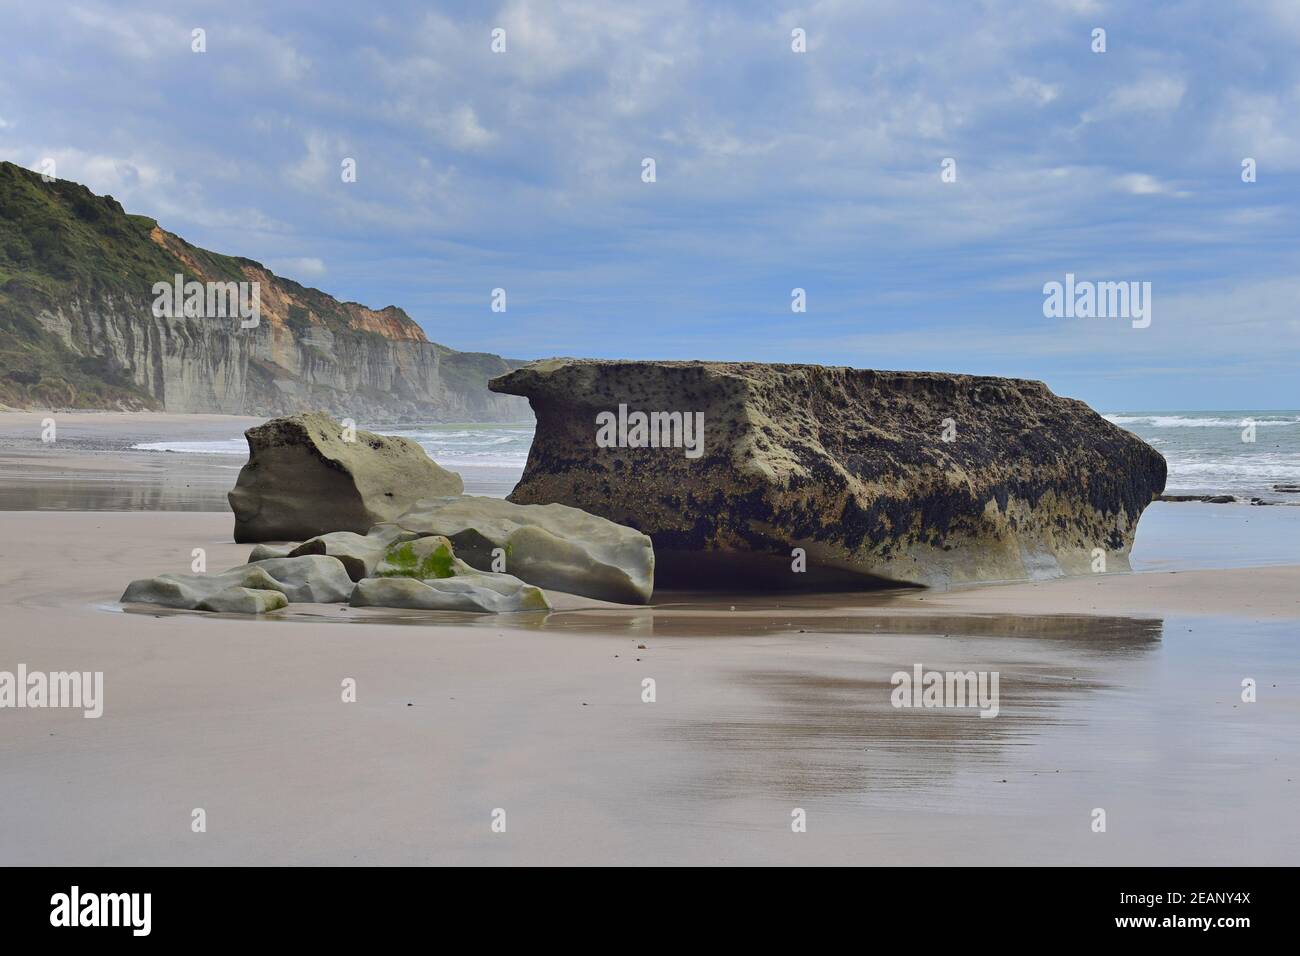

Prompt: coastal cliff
[0,161,529,421]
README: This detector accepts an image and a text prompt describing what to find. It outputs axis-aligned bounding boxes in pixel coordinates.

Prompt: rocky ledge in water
[490,359,1168,588]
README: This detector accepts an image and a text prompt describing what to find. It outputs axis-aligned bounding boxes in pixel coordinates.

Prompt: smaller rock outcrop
[121,555,353,609]
[229,411,464,543]
[121,565,288,610]
[372,535,457,578]
[379,496,655,603]
[243,555,355,603]
[124,529,553,615]
[196,588,290,614]
[284,529,405,581]
[350,572,549,613]
[248,543,297,561]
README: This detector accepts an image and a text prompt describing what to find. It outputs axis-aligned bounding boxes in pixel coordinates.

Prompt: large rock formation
[0,161,531,420]
[229,412,463,542]
[490,359,1168,588]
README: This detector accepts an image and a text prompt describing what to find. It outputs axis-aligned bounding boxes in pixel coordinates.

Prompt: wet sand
[1,414,1297,865]
[0,411,260,511]
[1,508,1297,865]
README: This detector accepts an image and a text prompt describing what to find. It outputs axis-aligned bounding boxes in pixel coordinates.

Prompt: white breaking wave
[1105,414,1299,428]
[392,429,534,443]
[1160,454,1300,493]
[132,439,246,455]
[133,424,535,470]
[1108,410,1300,497]
[425,455,531,468]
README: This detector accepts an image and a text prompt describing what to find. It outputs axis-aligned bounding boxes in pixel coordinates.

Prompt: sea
[128,411,1300,503]
[1101,410,1300,501]
[133,422,537,498]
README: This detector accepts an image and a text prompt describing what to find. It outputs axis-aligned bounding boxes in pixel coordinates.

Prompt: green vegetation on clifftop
[0,161,189,407]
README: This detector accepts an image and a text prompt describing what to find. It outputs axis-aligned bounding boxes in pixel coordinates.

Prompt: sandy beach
[1,414,1296,866]
[11,2,1300,903]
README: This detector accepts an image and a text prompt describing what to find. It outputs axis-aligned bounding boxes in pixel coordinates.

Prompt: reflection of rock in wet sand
[660,614,1163,800]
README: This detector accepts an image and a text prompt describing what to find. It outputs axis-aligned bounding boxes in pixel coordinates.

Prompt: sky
[2,0,1298,410]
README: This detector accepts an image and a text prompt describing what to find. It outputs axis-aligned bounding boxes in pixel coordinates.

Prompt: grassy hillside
[0,161,189,407]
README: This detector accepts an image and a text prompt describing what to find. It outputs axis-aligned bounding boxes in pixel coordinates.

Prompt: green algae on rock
[379,495,655,603]
[375,537,457,579]
[124,525,553,615]
[350,571,550,614]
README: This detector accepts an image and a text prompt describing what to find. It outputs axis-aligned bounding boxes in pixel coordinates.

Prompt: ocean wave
[392,429,534,442]
[432,456,531,468]
[415,436,523,447]
[1163,458,1300,479]
[132,440,246,454]
[132,435,530,469]
[1106,414,1300,428]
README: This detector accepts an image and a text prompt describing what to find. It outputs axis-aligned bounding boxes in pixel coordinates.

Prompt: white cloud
[28,147,173,199]
[285,131,336,189]
[1081,73,1187,125]
[1046,0,1104,12]
[446,104,495,150]
[66,3,189,60]
[268,257,326,278]
[1115,172,1184,196]
[1010,75,1060,105]
[1210,89,1300,171]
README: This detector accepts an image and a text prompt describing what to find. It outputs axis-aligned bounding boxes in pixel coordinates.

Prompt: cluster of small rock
[121,412,655,616]
[123,527,550,615]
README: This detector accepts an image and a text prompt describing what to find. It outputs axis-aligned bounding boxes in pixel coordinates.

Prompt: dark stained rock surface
[490,359,1168,588]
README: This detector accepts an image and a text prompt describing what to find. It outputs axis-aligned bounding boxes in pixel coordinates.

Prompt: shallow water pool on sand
[1129,501,1300,571]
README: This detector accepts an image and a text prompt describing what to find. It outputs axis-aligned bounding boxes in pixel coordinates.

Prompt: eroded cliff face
[33,286,528,421]
[0,160,529,421]
[491,359,1168,589]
